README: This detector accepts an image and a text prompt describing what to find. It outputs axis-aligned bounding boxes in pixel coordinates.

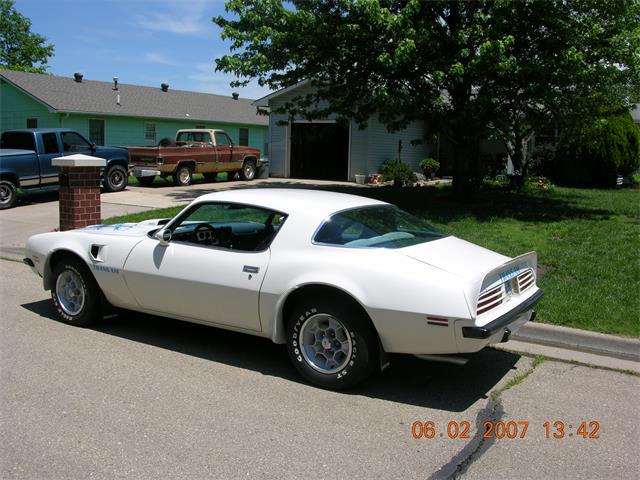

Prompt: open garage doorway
[290,122,349,180]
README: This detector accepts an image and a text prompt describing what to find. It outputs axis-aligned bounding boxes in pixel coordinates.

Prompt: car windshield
[314,205,447,249]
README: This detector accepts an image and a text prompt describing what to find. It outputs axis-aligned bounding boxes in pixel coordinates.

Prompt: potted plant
[419,158,440,179]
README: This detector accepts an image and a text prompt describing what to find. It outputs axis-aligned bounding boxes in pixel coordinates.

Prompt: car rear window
[314,205,447,249]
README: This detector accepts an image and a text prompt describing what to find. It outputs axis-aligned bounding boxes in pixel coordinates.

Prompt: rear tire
[173,165,193,186]
[240,159,256,181]
[286,297,378,390]
[0,180,18,210]
[136,176,155,187]
[51,257,102,326]
[104,165,128,192]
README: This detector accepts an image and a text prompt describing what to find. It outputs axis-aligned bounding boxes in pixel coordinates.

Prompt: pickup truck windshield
[314,205,447,248]
[1,132,36,151]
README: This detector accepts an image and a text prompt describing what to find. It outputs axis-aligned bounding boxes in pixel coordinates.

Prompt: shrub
[419,157,440,174]
[556,113,640,188]
[379,159,417,186]
[528,143,558,179]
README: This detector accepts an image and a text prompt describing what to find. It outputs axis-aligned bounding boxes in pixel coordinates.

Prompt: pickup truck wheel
[286,299,378,390]
[51,258,101,326]
[173,165,193,186]
[136,176,155,187]
[240,160,256,181]
[104,165,128,192]
[0,180,18,210]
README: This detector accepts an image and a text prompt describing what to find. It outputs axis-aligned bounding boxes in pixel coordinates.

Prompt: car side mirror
[90,143,97,153]
[158,228,172,246]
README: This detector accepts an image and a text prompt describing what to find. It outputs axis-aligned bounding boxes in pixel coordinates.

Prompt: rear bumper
[462,289,543,339]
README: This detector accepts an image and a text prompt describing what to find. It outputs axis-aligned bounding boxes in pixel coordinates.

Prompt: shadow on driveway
[23,299,521,412]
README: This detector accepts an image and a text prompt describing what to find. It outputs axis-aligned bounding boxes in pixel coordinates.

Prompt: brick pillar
[52,155,106,231]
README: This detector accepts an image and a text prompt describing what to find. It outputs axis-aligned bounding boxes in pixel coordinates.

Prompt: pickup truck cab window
[168,202,287,252]
[176,131,212,144]
[61,132,91,153]
[214,132,231,146]
[1,132,35,151]
[42,133,59,154]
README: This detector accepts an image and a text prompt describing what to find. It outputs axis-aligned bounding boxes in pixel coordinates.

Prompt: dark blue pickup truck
[0,128,129,209]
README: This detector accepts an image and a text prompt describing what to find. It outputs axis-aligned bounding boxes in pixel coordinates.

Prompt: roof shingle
[0,69,268,126]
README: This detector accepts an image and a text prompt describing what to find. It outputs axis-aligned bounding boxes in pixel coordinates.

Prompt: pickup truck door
[37,132,63,184]
[214,131,233,164]
[123,237,268,332]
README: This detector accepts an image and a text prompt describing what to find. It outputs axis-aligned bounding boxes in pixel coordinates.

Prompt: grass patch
[490,355,546,400]
[103,182,640,337]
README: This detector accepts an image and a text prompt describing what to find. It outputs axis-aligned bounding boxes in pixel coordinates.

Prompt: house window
[89,119,105,145]
[26,118,38,128]
[239,128,249,146]
[263,142,269,157]
[145,122,156,142]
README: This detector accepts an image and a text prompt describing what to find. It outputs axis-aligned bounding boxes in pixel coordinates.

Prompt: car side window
[42,133,60,154]
[169,202,287,252]
[61,132,91,153]
[214,132,230,146]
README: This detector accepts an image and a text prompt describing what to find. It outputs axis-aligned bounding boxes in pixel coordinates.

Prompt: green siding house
[0,70,268,153]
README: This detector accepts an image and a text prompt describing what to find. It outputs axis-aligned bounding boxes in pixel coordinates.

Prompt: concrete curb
[514,322,640,362]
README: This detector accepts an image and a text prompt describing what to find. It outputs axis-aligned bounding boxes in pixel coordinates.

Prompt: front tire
[104,165,128,192]
[0,180,18,209]
[51,257,102,326]
[240,159,256,181]
[286,298,378,390]
[173,165,193,186]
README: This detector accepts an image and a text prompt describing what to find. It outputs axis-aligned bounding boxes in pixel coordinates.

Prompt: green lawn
[104,183,640,337]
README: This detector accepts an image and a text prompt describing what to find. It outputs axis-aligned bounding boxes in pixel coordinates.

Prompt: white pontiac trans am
[24,188,542,389]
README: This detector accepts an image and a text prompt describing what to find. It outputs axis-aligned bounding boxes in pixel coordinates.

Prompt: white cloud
[144,52,177,65]
[131,0,213,35]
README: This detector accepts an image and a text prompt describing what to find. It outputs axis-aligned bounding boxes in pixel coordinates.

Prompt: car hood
[94,145,128,158]
[400,236,510,281]
[80,219,168,237]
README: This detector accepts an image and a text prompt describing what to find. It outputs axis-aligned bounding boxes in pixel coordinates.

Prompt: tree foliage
[215,0,640,193]
[0,0,54,73]
[556,113,640,188]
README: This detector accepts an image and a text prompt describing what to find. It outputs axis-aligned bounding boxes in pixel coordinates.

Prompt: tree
[0,0,54,73]
[215,0,640,194]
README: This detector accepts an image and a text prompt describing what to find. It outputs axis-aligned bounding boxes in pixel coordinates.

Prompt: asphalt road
[1,259,638,479]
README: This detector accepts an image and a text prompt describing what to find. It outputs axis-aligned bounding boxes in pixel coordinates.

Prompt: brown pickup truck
[128,129,262,186]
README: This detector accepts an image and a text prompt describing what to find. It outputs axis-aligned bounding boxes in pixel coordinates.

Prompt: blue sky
[15,0,273,100]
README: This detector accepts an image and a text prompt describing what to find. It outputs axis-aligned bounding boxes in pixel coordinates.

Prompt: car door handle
[243,265,260,274]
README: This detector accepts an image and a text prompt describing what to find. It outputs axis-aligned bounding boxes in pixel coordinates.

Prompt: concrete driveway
[0,178,362,259]
[1,259,639,479]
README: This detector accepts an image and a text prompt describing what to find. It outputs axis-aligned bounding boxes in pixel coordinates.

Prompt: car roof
[2,128,72,134]
[194,188,387,217]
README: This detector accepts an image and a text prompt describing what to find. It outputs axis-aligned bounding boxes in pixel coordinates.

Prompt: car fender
[27,231,144,309]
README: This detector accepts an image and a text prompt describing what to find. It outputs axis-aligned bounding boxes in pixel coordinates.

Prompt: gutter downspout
[59,112,70,127]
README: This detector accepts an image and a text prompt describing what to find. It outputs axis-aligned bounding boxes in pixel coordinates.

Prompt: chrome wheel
[109,170,125,189]
[299,313,353,374]
[178,168,191,183]
[55,269,86,316]
[0,184,12,205]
